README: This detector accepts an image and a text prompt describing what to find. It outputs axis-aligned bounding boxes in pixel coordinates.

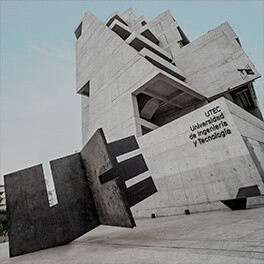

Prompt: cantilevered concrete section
[1,207,263,263]
[75,8,264,218]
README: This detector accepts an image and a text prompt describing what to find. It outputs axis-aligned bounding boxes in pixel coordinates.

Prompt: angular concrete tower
[75,8,264,217]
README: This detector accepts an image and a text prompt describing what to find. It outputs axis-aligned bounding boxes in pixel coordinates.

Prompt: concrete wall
[78,12,163,145]
[225,99,264,182]
[140,10,185,56]
[130,98,264,217]
[131,10,261,99]
[172,22,260,98]
[78,10,205,145]
[81,55,160,144]
[78,10,261,144]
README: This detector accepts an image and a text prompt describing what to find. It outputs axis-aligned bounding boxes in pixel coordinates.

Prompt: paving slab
[0,206,263,263]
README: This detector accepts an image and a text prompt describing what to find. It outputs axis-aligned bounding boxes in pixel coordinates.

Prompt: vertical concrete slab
[4,153,99,257]
[80,129,135,228]
[4,165,49,257]
[49,153,100,240]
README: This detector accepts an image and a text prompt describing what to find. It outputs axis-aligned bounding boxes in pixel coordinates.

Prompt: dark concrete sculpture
[221,185,260,210]
[4,129,157,257]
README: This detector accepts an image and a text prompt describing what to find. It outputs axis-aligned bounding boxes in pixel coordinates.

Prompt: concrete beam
[126,32,172,62]
[109,20,132,40]
[105,12,128,27]
[142,89,184,108]
[139,48,186,80]
[140,98,160,120]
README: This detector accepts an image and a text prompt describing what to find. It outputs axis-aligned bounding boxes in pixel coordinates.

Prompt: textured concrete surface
[0,206,263,263]
[77,9,264,218]
[4,154,99,257]
[80,128,135,228]
[132,98,264,217]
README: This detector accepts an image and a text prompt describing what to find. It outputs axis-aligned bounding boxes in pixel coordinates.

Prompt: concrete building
[75,8,264,217]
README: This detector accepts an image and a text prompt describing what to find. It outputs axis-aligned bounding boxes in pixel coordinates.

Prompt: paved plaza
[1,206,263,263]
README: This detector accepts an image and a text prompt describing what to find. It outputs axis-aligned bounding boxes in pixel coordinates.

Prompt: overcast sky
[1,0,263,185]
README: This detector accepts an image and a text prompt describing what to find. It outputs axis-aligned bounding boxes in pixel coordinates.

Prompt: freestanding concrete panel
[80,128,135,227]
[4,154,99,257]
[4,129,157,257]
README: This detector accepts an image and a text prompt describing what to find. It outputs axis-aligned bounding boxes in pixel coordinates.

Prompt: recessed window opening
[78,81,90,97]
[141,126,152,135]
[141,21,147,26]
[177,26,190,47]
[74,22,82,40]
[106,14,128,27]
[231,85,253,109]
[230,84,263,120]
[130,38,171,62]
[236,37,242,47]
[178,41,184,48]
[111,24,131,40]
[140,29,160,46]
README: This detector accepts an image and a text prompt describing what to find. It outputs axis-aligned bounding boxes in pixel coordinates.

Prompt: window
[177,26,190,47]
[141,126,152,135]
[78,81,90,97]
[74,22,82,40]
[236,37,242,47]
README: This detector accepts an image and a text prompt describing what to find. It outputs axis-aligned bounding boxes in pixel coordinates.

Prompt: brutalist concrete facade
[75,8,264,217]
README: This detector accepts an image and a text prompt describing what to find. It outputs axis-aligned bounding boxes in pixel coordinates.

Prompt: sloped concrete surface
[0,207,263,263]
